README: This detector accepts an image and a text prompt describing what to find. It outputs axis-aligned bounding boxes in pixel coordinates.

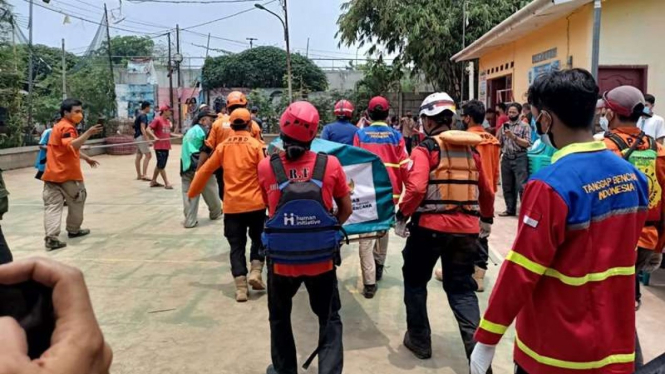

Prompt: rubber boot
[248,260,266,291]
[473,266,486,292]
[234,276,248,302]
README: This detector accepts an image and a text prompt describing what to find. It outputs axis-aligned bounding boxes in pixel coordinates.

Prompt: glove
[479,217,493,239]
[643,252,663,273]
[470,342,496,374]
[394,211,410,238]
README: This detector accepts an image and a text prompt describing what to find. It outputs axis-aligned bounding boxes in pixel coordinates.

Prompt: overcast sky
[8,0,367,68]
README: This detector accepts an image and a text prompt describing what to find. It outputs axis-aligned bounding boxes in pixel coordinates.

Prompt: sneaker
[362,284,377,299]
[403,332,432,359]
[45,238,67,251]
[376,263,385,281]
[498,211,516,217]
[266,364,278,374]
[68,229,90,238]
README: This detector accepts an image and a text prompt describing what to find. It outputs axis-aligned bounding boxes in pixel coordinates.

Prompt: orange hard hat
[226,91,248,109]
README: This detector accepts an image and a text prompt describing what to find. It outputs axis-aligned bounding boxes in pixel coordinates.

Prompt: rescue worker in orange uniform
[198,91,264,201]
[600,85,665,367]
[188,108,267,302]
[434,99,500,291]
[258,102,352,374]
[470,69,649,374]
[396,92,495,363]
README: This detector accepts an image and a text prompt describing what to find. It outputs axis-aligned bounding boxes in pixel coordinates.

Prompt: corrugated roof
[452,0,593,62]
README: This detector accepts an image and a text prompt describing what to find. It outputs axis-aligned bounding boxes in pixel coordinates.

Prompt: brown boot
[248,260,266,291]
[234,276,248,302]
[473,266,486,292]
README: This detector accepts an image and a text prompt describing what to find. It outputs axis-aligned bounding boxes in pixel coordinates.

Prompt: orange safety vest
[417,131,481,216]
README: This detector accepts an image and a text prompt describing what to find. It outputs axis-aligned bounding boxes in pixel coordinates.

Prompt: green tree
[107,35,155,64]
[0,0,25,148]
[202,46,328,93]
[337,0,530,100]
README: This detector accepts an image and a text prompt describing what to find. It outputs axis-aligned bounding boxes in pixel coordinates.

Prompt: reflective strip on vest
[506,250,636,286]
[417,137,479,215]
[516,334,634,370]
[479,318,509,335]
[385,159,410,168]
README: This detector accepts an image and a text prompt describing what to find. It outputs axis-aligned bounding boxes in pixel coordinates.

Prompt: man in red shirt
[397,92,495,363]
[42,99,103,250]
[146,105,178,189]
[258,102,352,374]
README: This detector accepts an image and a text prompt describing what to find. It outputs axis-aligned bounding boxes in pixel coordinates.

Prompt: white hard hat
[419,92,456,117]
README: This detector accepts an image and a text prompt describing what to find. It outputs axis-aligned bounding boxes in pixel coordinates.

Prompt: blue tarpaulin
[268,138,395,236]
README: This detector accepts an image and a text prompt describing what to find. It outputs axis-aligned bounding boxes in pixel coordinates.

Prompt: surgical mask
[536,112,557,149]
[599,117,609,131]
[509,115,520,122]
[71,113,83,124]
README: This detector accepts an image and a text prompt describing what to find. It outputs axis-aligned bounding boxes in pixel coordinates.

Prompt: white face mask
[599,117,609,131]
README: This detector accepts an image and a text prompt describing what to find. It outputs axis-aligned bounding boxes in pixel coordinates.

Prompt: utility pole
[461,0,466,102]
[246,37,258,49]
[283,0,293,102]
[591,0,602,80]
[61,38,67,99]
[27,0,34,127]
[167,31,174,115]
[176,24,182,132]
[104,3,115,116]
[205,33,211,58]
[305,37,309,58]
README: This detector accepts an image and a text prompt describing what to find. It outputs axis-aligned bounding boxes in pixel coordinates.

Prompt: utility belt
[502,151,527,160]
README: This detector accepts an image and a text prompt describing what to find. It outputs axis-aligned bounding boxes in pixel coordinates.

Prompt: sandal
[164,185,174,190]
[141,177,152,182]
[150,182,164,188]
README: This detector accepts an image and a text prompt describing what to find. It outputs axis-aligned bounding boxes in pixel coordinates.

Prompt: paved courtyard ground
[2,145,665,373]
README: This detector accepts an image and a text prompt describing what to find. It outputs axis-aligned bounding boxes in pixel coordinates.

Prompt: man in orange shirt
[198,91,264,201]
[42,99,103,251]
[188,108,266,302]
[601,86,665,317]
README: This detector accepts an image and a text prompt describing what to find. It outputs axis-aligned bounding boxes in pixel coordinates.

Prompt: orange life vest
[417,131,481,216]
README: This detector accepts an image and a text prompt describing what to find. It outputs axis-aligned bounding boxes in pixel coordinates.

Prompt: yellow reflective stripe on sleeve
[544,266,635,286]
[399,159,411,165]
[506,251,635,286]
[506,251,547,275]
[384,162,400,168]
[479,318,508,335]
[516,335,634,370]
[392,194,401,199]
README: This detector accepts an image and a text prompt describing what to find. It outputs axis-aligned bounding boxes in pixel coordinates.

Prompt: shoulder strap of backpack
[420,138,439,153]
[311,153,328,186]
[606,132,630,151]
[623,131,646,160]
[270,153,290,188]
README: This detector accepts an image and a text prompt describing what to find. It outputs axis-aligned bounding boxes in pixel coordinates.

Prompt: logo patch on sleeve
[523,215,539,228]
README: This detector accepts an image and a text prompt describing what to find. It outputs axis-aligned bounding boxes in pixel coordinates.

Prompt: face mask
[599,117,609,131]
[509,115,520,122]
[71,113,83,124]
[536,112,557,149]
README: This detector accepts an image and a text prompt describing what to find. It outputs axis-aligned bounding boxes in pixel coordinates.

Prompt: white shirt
[638,114,665,140]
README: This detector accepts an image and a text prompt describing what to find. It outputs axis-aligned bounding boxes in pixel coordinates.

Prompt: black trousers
[214,168,224,201]
[224,210,265,277]
[0,226,12,265]
[268,267,343,374]
[501,153,529,214]
[474,237,490,270]
[402,226,481,360]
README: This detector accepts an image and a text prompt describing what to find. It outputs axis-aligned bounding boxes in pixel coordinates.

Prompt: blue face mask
[599,117,609,131]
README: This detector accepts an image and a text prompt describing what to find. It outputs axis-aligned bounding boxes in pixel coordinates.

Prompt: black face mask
[509,115,520,122]
[535,112,557,149]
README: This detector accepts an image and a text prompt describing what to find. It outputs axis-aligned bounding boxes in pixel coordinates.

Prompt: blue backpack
[262,153,344,265]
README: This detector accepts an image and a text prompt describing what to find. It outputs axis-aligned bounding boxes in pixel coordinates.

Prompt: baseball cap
[602,86,650,118]
[195,108,217,122]
[368,96,390,112]
[159,104,172,113]
[229,108,251,125]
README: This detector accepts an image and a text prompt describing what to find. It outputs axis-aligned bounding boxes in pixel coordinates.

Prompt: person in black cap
[251,106,264,131]
[180,109,222,228]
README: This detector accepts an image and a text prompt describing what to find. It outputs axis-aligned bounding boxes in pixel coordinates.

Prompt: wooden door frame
[598,65,649,93]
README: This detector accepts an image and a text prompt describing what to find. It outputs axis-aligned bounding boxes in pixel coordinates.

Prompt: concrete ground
[2,145,664,374]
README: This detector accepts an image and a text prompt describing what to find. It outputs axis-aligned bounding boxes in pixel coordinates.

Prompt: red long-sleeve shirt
[399,143,495,234]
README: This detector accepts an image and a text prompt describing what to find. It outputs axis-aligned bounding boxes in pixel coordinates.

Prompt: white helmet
[419,92,456,117]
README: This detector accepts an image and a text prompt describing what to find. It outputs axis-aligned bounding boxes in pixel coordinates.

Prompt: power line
[181,0,276,30]
[127,0,257,3]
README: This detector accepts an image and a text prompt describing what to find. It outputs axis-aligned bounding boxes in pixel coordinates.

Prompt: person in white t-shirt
[638,93,665,144]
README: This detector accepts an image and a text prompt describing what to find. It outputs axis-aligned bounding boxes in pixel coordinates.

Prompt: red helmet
[334,100,354,118]
[280,101,320,143]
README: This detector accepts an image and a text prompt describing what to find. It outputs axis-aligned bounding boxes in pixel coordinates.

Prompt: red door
[598,66,648,94]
